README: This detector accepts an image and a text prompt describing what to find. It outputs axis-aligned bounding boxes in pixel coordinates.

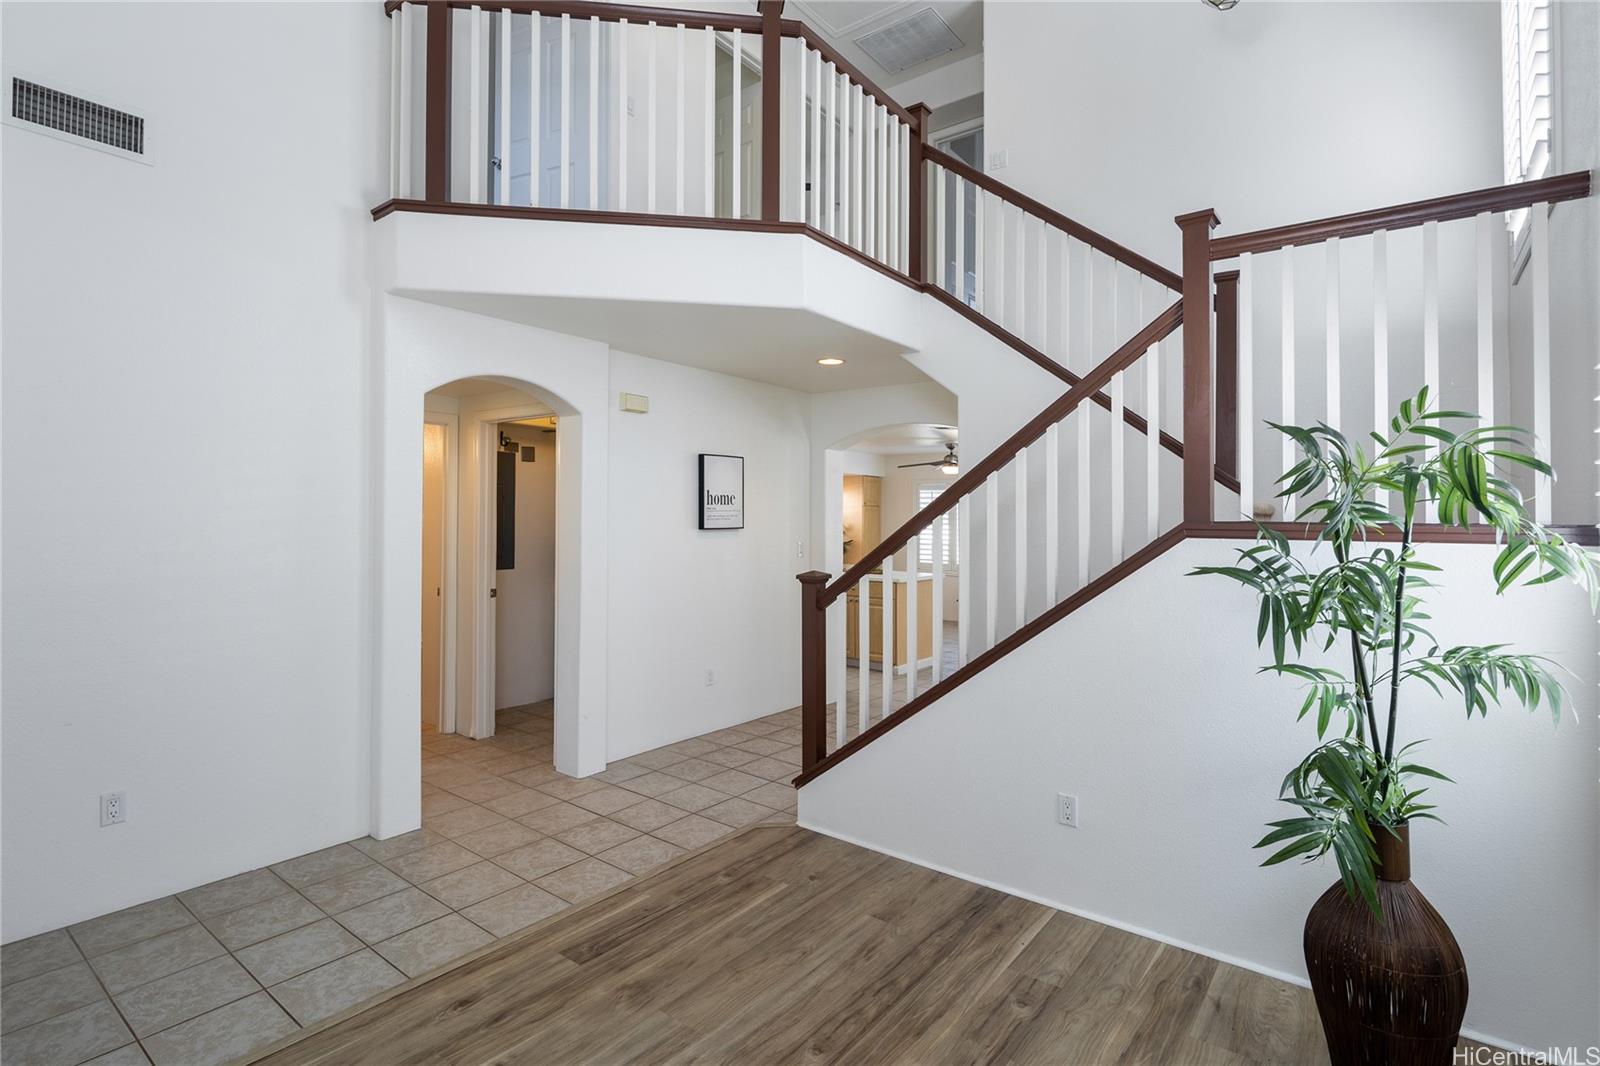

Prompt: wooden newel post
[797,570,830,771]
[758,1,785,222]
[1214,269,1239,485]
[906,103,933,284]
[424,0,453,204]
[1175,208,1219,525]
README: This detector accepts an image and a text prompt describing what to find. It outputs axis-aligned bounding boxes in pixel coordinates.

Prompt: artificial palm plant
[1193,387,1598,916]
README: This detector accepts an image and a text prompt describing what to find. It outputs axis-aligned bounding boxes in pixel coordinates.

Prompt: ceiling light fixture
[817,357,845,366]
[1202,0,1240,9]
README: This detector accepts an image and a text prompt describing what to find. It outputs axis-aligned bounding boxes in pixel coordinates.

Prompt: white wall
[0,1,386,940]
[495,424,558,708]
[986,1,1503,274]
[800,539,1599,1052]
[605,350,811,757]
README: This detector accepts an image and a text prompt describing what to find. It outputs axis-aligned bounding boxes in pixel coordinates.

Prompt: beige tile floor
[832,622,961,754]
[0,703,802,1066]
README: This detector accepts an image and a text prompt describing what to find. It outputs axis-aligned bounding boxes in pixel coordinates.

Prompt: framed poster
[698,453,745,530]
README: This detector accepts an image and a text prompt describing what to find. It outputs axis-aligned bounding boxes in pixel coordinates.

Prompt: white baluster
[1013,449,1028,627]
[1531,203,1551,523]
[953,176,965,302]
[1110,369,1125,563]
[1035,216,1047,351]
[957,497,971,666]
[1045,422,1060,603]
[497,10,511,205]
[934,166,947,294]
[390,9,401,197]
[1373,231,1389,506]
[1422,220,1439,522]
[852,85,864,249]
[1325,237,1339,429]
[930,513,944,683]
[984,471,999,651]
[857,577,869,734]
[877,107,889,262]
[807,48,820,227]
[1076,405,1090,587]
[825,63,837,236]
[1236,252,1252,520]
[1476,212,1494,428]
[703,27,714,216]
[993,200,1007,330]
[588,16,599,209]
[830,593,844,748]
[469,6,485,204]
[973,188,985,313]
[837,71,850,245]
[1280,244,1295,520]
[1147,336,1163,535]
[531,12,543,207]
[1014,207,1026,337]
[862,96,875,255]
[608,18,620,208]
[730,29,742,218]
[559,13,570,208]
[905,560,919,701]
[675,23,685,215]
[646,22,657,212]
[880,562,895,721]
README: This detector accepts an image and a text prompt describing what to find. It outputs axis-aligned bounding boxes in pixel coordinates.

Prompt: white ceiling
[406,291,929,394]
[787,0,982,93]
[848,422,957,455]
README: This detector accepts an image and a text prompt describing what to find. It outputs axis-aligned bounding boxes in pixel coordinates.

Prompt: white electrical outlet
[705,669,717,687]
[101,791,127,827]
[1056,792,1078,828]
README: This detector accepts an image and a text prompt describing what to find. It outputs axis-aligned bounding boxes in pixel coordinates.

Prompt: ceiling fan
[898,445,959,475]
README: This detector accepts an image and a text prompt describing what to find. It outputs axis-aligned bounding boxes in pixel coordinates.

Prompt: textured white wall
[800,539,1599,1052]
[495,425,559,709]
[0,1,387,940]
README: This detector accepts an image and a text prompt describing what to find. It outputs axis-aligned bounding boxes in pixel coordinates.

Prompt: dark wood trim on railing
[922,146,1182,291]
[386,0,765,32]
[758,1,784,223]
[1189,520,1600,547]
[1214,270,1239,483]
[906,103,932,285]
[424,1,451,203]
[795,525,1192,787]
[797,570,829,771]
[1176,208,1219,525]
[1209,170,1593,260]
[821,301,1186,607]
[781,21,918,129]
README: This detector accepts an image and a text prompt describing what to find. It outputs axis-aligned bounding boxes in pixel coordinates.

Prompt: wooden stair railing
[799,168,1597,783]
[798,302,1186,780]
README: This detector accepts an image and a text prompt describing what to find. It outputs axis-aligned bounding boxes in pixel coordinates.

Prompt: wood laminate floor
[253,825,1509,1066]
[254,826,1305,1065]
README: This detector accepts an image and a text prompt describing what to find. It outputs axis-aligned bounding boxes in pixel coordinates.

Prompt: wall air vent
[11,77,145,156]
[854,8,962,75]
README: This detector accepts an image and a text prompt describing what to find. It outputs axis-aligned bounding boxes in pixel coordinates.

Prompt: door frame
[422,411,460,734]
[466,400,554,739]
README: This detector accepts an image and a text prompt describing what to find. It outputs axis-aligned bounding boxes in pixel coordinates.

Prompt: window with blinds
[916,483,957,569]
[1502,0,1552,239]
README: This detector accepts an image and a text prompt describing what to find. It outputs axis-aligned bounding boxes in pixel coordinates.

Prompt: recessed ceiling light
[817,357,845,366]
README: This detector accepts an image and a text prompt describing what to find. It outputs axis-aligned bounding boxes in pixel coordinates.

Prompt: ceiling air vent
[854,8,962,75]
[11,77,145,156]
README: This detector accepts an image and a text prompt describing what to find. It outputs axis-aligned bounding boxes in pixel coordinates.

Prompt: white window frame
[915,481,958,571]
[1502,0,1554,264]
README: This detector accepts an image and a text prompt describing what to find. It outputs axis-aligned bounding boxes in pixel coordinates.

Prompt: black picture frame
[698,453,745,530]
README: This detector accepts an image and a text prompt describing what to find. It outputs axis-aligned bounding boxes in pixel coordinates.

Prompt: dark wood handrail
[821,300,1185,606]
[1210,170,1593,260]
[922,146,1182,292]
[384,0,764,33]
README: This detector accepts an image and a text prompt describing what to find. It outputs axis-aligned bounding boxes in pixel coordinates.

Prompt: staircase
[373,0,1597,788]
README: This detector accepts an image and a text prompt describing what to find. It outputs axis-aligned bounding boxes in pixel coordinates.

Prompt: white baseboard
[796,817,1529,1055]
